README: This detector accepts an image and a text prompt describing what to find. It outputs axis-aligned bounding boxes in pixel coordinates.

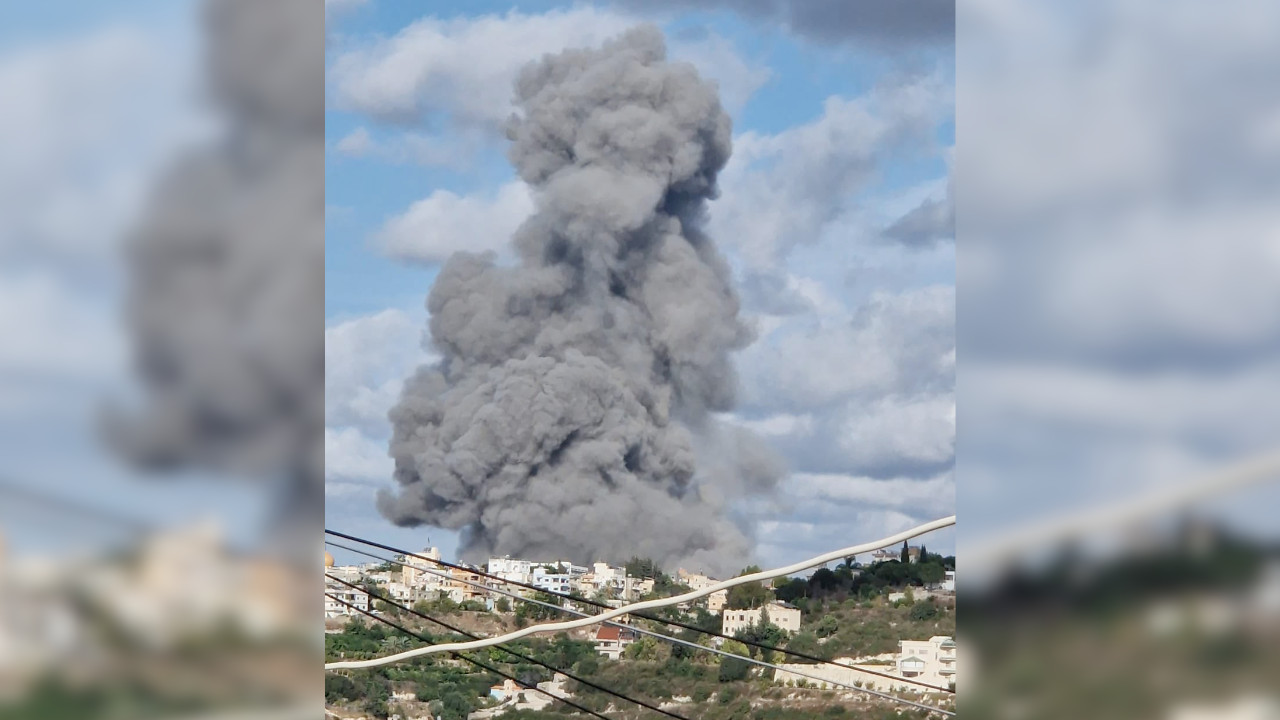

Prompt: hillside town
[324,543,960,719]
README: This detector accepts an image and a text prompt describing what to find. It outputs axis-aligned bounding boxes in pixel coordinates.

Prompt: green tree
[918,562,945,587]
[726,567,772,609]
[815,614,839,638]
[910,599,940,621]
[785,630,823,658]
[718,640,752,682]
[625,557,662,579]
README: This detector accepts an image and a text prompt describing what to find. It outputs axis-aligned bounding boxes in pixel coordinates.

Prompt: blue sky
[324,0,957,568]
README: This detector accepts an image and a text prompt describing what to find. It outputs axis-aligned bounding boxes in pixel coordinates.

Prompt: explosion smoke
[382,26,783,575]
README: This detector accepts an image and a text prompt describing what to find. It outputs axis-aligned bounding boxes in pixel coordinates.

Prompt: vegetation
[325,552,959,718]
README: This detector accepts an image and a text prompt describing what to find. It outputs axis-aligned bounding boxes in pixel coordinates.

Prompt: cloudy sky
[324,0,957,568]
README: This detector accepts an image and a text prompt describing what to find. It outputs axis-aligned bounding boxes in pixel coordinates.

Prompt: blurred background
[5,0,1280,717]
[0,0,320,717]
[959,0,1280,718]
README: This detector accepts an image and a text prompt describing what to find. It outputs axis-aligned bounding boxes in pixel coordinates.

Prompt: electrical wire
[327,541,953,715]
[324,593,613,720]
[324,515,953,667]
[327,537,955,695]
[326,573,691,720]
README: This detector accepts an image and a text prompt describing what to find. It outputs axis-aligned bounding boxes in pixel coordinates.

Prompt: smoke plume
[381,26,783,575]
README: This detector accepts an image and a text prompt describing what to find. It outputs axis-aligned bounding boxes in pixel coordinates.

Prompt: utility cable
[326,573,691,720]
[328,543,953,715]
[328,537,954,695]
[324,593,613,720]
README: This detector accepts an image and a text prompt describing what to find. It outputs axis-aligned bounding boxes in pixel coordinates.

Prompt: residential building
[870,545,922,564]
[721,602,802,636]
[490,678,523,701]
[400,547,442,587]
[626,577,655,600]
[443,566,489,604]
[327,564,363,583]
[941,570,955,593]
[707,589,727,614]
[897,636,957,688]
[593,625,638,660]
[677,568,718,591]
[531,567,572,596]
[488,557,534,585]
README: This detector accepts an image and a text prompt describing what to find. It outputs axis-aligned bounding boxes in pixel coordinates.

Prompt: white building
[324,575,371,618]
[488,557,534,584]
[721,602,802,636]
[531,567,573,595]
[941,570,955,593]
[593,625,638,660]
[707,589,728,614]
[400,547,443,586]
[897,636,957,688]
[677,568,718,591]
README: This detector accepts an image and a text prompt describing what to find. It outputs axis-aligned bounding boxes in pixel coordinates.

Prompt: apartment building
[721,602,802,636]
[897,635,957,688]
[400,547,443,587]
[594,625,639,660]
[677,568,718,591]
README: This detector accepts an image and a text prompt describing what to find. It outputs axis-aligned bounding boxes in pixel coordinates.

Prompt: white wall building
[531,568,572,595]
[677,569,718,591]
[721,602,802,636]
[324,576,370,618]
[488,557,534,584]
[897,636,957,689]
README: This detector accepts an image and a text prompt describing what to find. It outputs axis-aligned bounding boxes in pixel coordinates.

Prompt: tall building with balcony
[897,635,956,688]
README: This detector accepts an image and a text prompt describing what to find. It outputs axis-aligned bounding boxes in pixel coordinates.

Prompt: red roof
[595,626,637,642]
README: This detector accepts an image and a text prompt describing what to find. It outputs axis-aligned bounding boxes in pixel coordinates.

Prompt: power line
[327,540,953,715]
[326,573,691,720]
[328,583,953,717]
[324,593,613,720]
[324,532,956,716]
[327,537,954,695]
[324,515,953,667]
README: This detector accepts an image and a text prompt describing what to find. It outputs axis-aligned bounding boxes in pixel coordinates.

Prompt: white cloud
[734,285,954,479]
[666,32,772,115]
[328,8,770,128]
[741,285,954,412]
[334,126,373,157]
[328,8,638,126]
[325,426,393,483]
[325,308,437,514]
[325,308,433,431]
[0,25,198,264]
[836,394,955,472]
[711,73,952,269]
[377,181,534,264]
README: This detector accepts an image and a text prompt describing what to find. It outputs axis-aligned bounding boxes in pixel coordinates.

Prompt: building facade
[721,602,802,636]
[897,635,957,688]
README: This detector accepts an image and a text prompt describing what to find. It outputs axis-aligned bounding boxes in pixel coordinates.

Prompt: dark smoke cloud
[104,0,323,555]
[381,26,783,575]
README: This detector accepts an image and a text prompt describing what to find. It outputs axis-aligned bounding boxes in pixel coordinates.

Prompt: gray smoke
[381,26,784,576]
[104,0,324,554]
